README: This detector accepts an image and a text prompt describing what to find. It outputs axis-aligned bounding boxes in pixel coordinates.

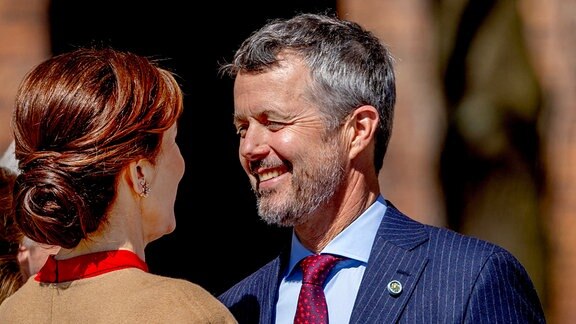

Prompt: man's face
[233,56,345,226]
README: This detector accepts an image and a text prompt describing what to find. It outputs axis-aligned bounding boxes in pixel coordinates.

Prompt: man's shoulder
[384,200,509,256]
[219,255,281,299]
[425,222,509,255]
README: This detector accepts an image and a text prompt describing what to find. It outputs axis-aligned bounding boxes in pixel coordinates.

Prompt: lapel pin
[387,279,403,296]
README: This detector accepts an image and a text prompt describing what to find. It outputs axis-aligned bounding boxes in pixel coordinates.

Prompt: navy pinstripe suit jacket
[218,201,546,323]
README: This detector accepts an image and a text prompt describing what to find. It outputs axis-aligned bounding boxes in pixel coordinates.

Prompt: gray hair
[220,13,396,171]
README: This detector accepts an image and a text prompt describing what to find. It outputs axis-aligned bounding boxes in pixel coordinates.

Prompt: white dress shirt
[275,195,387,324]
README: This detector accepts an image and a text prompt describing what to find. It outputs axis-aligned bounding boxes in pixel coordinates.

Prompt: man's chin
[257,199,286,225]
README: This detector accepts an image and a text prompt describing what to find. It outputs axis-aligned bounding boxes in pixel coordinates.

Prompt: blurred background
[0,0,573,322]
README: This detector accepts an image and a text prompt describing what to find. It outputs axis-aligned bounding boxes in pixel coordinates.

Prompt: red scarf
[35,250,148,283]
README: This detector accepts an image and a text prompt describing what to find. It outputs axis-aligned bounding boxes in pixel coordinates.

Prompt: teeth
[259,170,282,181]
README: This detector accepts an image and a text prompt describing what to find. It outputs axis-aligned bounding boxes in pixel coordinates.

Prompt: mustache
[249,158,286,174]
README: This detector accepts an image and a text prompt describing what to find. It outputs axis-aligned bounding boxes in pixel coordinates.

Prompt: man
[218,13,546,323]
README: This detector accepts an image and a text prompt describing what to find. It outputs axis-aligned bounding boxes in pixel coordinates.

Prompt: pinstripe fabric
[218,201,546,324]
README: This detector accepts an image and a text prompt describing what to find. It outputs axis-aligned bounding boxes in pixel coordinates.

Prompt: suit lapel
[350,202,430,323]
[260,251,290,324]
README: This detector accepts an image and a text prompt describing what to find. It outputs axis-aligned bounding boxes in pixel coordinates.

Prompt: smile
[258,169,285,181]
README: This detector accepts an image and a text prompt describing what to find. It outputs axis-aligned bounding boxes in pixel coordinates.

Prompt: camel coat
[0,268,237,323]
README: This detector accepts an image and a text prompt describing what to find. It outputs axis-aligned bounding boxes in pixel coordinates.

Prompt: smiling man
[218,12,546,324]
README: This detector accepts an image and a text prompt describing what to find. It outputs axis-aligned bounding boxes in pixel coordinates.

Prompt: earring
[139,178,150,198]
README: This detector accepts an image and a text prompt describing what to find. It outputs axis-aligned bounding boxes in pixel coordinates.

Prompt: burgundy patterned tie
[294,254,342,324]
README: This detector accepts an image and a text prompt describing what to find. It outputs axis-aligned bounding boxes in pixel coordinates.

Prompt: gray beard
[254,141,345,227]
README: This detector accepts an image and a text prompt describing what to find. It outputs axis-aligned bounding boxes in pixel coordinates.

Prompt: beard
[253,135,345,227]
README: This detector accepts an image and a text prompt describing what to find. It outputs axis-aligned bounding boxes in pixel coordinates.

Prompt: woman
[0,48,237,323]
[0,165,59,304]
[1,148,60,305]
[0,166,22,304]
[0,142,60,287]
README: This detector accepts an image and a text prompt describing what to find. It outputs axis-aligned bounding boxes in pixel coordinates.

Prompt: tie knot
[300,254,342,286]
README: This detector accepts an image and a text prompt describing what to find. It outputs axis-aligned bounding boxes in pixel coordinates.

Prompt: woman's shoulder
[0,269,237,323]
[110,269,207,292]
[120,270,237,322]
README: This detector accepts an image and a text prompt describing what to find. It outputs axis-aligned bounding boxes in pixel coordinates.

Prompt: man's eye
[236,125,247,138]
[265,121,284,131]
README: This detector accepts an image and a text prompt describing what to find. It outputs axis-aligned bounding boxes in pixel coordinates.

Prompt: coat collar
[350,201,430,323]
[259,200,431,324]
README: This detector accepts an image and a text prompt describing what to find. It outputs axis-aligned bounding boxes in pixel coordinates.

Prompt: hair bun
[15,165,82,248]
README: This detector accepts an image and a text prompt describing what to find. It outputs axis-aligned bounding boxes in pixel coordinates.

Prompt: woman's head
[0,167,18,246]
[1,153,59,297]
[0,166,24,302]
[12,48,184,249]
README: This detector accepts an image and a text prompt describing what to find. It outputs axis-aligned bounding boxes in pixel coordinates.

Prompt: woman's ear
[127,159,151,198]
[347,105,379,159]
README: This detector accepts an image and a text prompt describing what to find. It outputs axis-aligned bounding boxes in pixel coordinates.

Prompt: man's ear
[346,105,379,159]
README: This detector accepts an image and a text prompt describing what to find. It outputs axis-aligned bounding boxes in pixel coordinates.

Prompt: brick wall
[340,0,576,322]
[0,0,50,154]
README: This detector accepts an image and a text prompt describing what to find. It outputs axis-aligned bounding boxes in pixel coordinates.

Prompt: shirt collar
[287,195,387,275]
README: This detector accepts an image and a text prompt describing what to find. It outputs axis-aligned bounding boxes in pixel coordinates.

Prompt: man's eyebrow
[233,109,282,123]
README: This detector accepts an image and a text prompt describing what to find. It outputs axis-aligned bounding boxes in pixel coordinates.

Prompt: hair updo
[12,48,183,249]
